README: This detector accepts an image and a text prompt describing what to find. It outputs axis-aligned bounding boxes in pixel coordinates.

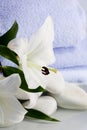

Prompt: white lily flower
[8,16,55,89]
[0,74,27,127]
[52,82,87,110]
[33,96,57,116]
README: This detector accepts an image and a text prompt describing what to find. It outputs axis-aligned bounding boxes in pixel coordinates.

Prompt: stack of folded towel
[51,38,87,83]
[0,0,87,83]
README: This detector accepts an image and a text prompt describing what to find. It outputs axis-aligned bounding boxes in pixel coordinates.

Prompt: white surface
[0,84,87,130]
[1,106,87,130]
[5,110,87,130]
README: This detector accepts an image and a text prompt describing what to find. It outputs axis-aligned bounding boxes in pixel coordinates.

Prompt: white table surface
[1,108,87,130]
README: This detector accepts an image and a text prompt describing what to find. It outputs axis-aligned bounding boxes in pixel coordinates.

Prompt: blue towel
[51,37,87,69]
[0,0,86,48]
[60,67,87,84]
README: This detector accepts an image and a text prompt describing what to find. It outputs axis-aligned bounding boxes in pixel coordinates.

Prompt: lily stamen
[41,66,50,75]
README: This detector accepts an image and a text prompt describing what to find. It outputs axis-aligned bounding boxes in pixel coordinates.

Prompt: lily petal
[33,96,57,116]
[0,95,27,127]
[16,88,39,108]
[46,71,65,94]
[52,82,87,110]
[0,74,21,95]
[8,38,28,57]
[19,55,48,89]
[27,16,55,66]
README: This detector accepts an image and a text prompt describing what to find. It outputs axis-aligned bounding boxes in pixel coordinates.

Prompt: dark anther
[41,66,50,75]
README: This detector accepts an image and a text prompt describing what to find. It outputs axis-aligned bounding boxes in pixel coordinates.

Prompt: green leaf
[0,21,18,46]
[1,66,45,93]
[0,45,19,65]
[25,109,59,122]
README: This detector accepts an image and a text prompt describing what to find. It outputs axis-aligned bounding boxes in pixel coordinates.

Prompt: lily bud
[52,82,87,110]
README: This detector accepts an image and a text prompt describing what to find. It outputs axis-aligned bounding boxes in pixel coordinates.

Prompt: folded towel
[60,67,87,83]
[0,0,86,48]
[51,37,87,69]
